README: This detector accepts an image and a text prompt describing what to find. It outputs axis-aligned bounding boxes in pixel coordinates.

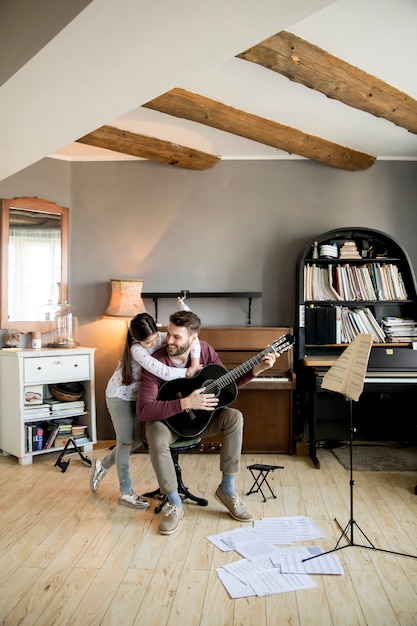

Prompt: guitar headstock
[269,334,295,355]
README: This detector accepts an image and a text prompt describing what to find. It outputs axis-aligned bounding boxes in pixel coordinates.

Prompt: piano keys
[199,327,295,453]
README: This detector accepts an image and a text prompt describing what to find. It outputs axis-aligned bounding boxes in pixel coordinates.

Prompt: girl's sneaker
[90,458,107,493]
[119,490,150,509]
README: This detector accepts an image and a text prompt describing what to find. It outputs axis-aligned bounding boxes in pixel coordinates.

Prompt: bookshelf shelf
[142,291,262,324]
[298,228,417,353]
[0,347,96,465]
[296,227,417,467]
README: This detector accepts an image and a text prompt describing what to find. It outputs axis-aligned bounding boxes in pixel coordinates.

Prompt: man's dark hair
[169,310,201,334]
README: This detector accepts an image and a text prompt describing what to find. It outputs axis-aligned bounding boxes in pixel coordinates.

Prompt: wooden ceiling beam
[145,88,375,171]
[76,125,220,170]
[237,31,417,135]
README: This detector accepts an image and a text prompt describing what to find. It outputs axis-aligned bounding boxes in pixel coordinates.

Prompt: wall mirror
[1,197,69,333]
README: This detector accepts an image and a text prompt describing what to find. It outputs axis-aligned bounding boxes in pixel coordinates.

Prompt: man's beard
[166,341,190,357]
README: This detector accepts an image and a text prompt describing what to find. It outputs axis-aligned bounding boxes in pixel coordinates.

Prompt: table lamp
[103,279,148,319]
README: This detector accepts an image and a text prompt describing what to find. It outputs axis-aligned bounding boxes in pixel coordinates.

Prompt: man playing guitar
[137,310,280,535]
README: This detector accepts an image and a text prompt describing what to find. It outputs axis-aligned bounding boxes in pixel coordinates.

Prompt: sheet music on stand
[320,333,373,401]
[303,331,417,563]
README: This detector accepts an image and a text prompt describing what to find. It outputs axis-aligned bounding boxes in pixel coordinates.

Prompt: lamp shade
[103,279,148,318]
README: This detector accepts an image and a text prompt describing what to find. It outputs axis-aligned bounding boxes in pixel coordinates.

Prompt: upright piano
[303,345,417,468]
[199,327,295,453]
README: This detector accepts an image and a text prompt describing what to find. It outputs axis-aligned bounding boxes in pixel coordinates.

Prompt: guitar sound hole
[204,379,220,397]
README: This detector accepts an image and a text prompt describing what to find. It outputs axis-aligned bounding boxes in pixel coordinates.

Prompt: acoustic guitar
[158,333,295,437]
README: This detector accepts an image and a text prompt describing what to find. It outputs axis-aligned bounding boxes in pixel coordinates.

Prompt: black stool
[246,463,284,502]
[144,438,208,513]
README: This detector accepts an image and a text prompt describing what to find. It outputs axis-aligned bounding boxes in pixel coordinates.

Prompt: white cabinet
[0,347,96,465]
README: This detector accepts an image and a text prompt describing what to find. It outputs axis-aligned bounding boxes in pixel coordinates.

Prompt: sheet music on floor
[253,515,324,544]
[207,516,343,598]
[215,545,342,598]
[279,547,344,575]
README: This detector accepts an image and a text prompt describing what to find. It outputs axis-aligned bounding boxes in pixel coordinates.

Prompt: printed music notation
[320,333,373,401]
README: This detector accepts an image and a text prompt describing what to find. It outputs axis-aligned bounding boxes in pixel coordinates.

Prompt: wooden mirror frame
[1,197,69,333]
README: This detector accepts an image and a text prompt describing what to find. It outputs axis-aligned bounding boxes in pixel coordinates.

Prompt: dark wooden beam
[76,125,220,170]
[237,31,417,135]
[145,89,375,171]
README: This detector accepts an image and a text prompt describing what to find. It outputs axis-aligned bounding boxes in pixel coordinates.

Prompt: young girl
[90,312,201,508]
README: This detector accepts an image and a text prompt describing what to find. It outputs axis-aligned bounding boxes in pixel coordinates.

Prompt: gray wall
[1,157,417,438]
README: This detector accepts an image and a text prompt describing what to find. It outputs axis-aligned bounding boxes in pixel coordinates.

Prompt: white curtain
[9,227,61,321]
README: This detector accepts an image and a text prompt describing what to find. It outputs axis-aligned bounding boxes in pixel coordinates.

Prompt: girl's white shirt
[106,332,201,401]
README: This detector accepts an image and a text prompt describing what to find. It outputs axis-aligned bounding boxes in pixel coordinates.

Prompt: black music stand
[303,334,417,563]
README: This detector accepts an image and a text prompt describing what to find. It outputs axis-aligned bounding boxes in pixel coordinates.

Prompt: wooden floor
[1,443,417,626]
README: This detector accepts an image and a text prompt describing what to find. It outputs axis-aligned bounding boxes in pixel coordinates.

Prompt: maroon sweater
[137,340,254,422]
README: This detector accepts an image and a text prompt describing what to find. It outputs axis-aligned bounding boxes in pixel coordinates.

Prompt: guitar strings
[203,335,294,394]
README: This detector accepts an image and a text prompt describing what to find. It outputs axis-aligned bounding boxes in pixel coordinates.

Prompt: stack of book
[23,403,51,421]
[71,424,91,445]
[381,317,417,342]
[53,419,73,447]
[49,398,85,418]
[339,241,361,259]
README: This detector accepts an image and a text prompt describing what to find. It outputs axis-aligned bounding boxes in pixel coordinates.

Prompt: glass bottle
[54,300,74,347]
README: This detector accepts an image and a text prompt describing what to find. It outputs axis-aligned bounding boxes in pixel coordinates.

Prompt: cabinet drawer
[24,355,90,383]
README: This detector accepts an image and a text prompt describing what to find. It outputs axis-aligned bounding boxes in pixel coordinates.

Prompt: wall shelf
[142,291,262,325]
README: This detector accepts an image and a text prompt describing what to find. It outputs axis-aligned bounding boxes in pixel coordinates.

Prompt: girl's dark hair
[121,312,158,385]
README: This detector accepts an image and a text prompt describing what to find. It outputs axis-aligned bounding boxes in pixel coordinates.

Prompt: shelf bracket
[143,291,261,325]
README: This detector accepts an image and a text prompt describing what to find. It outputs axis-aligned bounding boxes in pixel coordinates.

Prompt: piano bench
[246,463,284,502]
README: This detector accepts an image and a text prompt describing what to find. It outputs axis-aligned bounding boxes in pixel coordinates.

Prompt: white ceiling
[1,0,417,181]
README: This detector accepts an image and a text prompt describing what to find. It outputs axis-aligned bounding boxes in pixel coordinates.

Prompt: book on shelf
[305,261,408,302]
[53,434,71,448]
[305,305,338,344]
[338,241,362,260]
[48,399,85,417]
[53,433,91,448]
[72,424,87,435]
[26,424,33,452]
[30,424,44,451]
[24,404,51,420]
[340,307,385,343]
[24,384,44,405]
[381,317,417,341]
[304,304,380,344]
[25,424,43,452]
[44,423,60,449]
[71,435,92,446]
[26,423,43,452]
[57,424,73,434]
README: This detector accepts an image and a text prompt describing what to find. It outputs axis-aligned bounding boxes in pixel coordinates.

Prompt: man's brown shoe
[215,486,253,522]
[159,504,184,535]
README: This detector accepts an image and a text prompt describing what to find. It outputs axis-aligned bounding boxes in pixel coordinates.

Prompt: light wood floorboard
[0,443,416,626]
